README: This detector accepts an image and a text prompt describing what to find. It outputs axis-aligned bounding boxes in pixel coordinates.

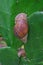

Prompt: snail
[14,13,28,43]
[18,45,30,62]
[0,36,7,47]
[18,45,26,58]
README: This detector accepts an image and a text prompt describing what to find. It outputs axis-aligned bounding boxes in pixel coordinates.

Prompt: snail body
[14,13,28,43]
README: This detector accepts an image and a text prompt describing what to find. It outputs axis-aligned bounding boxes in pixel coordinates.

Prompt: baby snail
[18,45,30,62]
[0,36,7,48]
[14,13,28,43]
[18,45,26,58]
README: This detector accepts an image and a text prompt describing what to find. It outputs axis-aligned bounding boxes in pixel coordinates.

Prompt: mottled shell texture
[14,13,28,39]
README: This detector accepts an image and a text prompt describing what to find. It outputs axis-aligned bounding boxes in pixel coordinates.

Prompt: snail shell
[14,13,28,43]
[18,45,30,62]
[18,45,26,57]
[0,37,7,47]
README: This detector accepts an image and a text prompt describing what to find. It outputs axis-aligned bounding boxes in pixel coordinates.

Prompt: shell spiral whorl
[14,13,28,43]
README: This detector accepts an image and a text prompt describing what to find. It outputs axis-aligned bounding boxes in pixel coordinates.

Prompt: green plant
[0,0,43,65]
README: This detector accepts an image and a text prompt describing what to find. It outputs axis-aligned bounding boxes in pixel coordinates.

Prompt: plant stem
[18,57,21,65]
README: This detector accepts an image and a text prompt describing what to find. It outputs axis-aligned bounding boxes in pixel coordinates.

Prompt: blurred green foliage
[0,0,43,65]
[0,47,18,65]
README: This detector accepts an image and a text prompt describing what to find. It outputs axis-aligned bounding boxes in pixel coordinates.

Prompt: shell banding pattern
[14,19,28,39]
[14,13,28,38]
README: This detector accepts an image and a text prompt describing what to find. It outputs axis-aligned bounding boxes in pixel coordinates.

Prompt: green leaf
[0,47,18,65]
[0,0,43,65]
[25,12,43,65]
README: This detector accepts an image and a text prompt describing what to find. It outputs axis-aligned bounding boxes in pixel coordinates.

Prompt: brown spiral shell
[14,13,28,43]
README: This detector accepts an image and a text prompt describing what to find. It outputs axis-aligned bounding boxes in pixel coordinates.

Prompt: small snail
[18,45,30,62]
[14,13,28,43]
[18,45,26,58]
[0,37,7,47]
